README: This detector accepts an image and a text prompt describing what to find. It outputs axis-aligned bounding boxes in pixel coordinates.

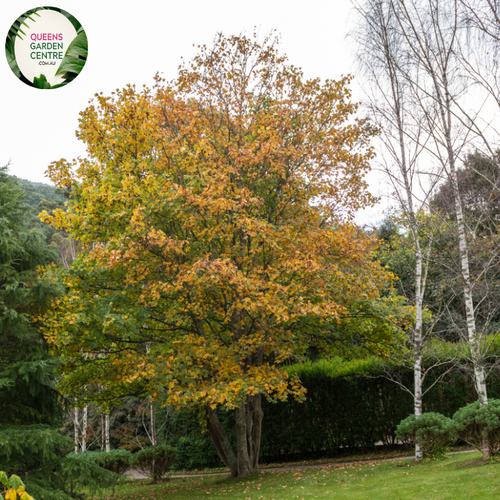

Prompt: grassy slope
[106,452,500,499]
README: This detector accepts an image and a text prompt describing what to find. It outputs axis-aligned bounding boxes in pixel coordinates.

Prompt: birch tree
[391,0,490,421]
[355,0,500,458]
[353,0,439,459]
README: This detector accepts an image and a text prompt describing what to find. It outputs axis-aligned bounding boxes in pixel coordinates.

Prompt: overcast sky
[0,0,389,224]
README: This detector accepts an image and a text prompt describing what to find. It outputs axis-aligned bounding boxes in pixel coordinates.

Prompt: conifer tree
[0,166,116,499]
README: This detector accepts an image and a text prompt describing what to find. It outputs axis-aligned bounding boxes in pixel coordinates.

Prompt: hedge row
[168,357,500,468]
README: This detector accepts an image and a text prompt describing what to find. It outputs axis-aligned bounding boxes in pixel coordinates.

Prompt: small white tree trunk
[82,405,88,453]
[101,413,105,451]
[414,247,424,460]
[150,399,157,447]
[399,109,425,460]
[445,114,489,457]
[74,408,79,454]
[105,412,110,452]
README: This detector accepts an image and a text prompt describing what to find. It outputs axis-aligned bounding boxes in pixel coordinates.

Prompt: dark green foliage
[79,449,131,475]
[0,166,62,425]
[453,399,500,456]
[396,413,456,458]
[0,425,119,499]
[0,167,117,497]
[0,425,72,476]
[132,445,177,482]
[260,357,500,462]
[260,358,413,460]
[432,150,500,234]
[169,410,230,470]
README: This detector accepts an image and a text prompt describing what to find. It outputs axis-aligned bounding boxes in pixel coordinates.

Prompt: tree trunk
[150,398,157,447]
[206,394,263,478]
[105,412,110,452]
[101,413,105,451]
[352,0,429,459]
[74,408,79,454]
[82,405,88,453]
[446,125,490,458]
[413,245,424,460]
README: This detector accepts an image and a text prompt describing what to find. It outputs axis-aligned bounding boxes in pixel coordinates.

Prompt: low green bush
[84,449,131,475]
[396,412,456,458]
[132,445,177,482]
[453,399,500,456]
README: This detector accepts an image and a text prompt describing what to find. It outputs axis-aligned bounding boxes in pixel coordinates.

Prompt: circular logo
[5,7,87,89]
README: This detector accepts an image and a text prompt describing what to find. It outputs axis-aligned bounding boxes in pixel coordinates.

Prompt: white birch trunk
[82,405,88,453]
[74,408,79,454]
[398,96,425,460]
[101,413,105,451]
[150,398,157,447]
[105,413,110,452]
[413,240,424,460]
[400,130,425,461]
[439,85,490,455]
[444,120,489,405]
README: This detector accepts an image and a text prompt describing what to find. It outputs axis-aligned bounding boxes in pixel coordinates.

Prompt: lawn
[104,452,500,500]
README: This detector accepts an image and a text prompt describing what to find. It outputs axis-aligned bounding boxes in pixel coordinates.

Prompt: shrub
[396,412,456,458]
[0,425,120,500]
[84,449,131,475]
[132,445,177,482]
[453,399,500,456]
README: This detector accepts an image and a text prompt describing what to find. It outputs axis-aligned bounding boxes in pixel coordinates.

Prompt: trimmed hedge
[167,356,500,469]
[259,357,500,461]
[260,358,412,460]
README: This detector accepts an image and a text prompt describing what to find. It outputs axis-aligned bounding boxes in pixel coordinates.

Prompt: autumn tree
[42,34,404,478]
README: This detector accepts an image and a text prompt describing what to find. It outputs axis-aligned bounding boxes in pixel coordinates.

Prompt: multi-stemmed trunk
[206,394,263,478]
[390,0,490,458]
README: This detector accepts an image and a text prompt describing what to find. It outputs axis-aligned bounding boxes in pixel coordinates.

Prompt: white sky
[0,0,389,224]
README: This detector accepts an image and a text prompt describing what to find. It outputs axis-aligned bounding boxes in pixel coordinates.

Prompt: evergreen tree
[0,165,60,424]
[0,166,116,499]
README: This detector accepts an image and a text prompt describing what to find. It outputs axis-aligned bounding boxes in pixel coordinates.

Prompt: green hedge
[260,358,412,460]
[169,356,500,468]
[259,357,500,461]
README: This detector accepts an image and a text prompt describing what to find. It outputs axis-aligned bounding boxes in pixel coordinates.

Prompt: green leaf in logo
[55,30,87,78]
[33,74,52,89]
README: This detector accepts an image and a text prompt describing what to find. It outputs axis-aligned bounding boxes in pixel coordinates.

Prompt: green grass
[104,452,500,499]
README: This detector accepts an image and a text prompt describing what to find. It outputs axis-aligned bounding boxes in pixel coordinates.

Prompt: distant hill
[9,176,70,249]
[13,177,68,214]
